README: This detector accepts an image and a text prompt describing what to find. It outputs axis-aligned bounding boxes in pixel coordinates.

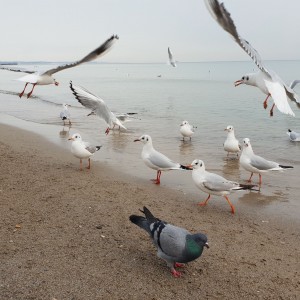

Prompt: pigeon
[204,0,297,117]
[129,206,209,277]
[240,138,293,184]
[134,134,191,184]
[69,81,126,135]
[188,159,257,214]
[0,35,119,98]
[287,129,300,142]
[68,133,102,170]
[59,103,71,126]
[168,47,177,67]
[223,125,241,157]
[180,120,196,140]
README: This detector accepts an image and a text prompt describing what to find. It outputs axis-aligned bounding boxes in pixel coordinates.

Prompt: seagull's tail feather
[233,184,259,191]
[95,146,102,151]
[279,165,293,169]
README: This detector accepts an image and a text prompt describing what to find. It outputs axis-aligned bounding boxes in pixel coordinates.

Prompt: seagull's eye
[246,76,249,80]
[146,138,149,141]
[195,162,198,165]
[242,76,244,80]
[142,137,144,140]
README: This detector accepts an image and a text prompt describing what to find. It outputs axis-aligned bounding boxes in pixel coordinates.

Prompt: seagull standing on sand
[68,133,102,171]
[134,134,191,184]
[188,159,257,214]
[204,0,298,117]
[0,35,118,98]
[180,121,196,140]
[240,138,293,184]
[168,47,177,67]
[129,206,209,278]
[69,81,126,135]
[60,103,71,126]
[223,125,240,157]
[287,129,300,142]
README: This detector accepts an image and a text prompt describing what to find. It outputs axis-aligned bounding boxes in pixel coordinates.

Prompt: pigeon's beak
[134,139,140,142]
[68,137,74,141]
[204,242,209,249]
[234,79,243,87]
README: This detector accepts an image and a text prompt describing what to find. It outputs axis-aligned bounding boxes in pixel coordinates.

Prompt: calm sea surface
[0,61,299,221]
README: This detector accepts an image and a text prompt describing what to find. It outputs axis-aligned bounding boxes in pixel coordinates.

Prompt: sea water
[0,61,299,221]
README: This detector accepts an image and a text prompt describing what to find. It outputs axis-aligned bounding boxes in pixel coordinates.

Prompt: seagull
[204,0,298,117]
[240,138,293,184]
[180,120,196,140]
[59,103,71,126]
[69,81,126,135]
[287,129,300,142]
[223,125,241,157]
[129,206,209,278]
[188,159,257,214]
[68,133,102,170]
[168,47,177,67]
[0,35,118,98]
[134,134,191,184]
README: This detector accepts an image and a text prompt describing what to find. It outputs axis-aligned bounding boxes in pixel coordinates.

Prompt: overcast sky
[1,0,300,63]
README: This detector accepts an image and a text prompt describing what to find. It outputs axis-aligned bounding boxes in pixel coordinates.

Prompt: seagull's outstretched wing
[69,81,114,128]
[289,80,300,90]
[168,47,176,67]
[0,66,36,74]
[43,35,118,76]
[204,0,271,78]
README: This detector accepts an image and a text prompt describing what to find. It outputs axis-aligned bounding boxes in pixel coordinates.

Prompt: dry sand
[0,124,299,300]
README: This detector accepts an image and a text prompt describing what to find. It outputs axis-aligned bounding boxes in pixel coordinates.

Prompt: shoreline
[0,123,299,299]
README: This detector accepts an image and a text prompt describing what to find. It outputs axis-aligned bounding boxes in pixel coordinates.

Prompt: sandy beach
[0,123,299,300]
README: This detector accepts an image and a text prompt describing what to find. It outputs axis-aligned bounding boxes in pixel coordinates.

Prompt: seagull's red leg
[198,194,211,206]
[269,103,275,117]
[80,159,83,171]
[151,170,161,184]
[247,172,254,182]
[87,158,91,169]
[27,83,36,98]
[263,93,271,109]
[19,83,28,98]
[224,196,235,214]
[259,174,262,185]
[105,127,110,135]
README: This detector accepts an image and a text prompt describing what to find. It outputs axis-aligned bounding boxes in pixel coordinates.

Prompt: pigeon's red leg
[224,196,235,214]
[171,269,182,278]
[198,194,210,206]
[263,93,270,109]
[19,83,28,98]
[174,262,185,268]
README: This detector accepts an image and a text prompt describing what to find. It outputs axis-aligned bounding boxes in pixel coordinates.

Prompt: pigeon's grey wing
[289,80,300,90]
[204,0,271,78]
[43,35,118,76]
[155,224,190,258]
[0,66,36,74]
[148,150,180,169]
[203,173,238,192]
[70,81,114,127]
[250,155,278,170]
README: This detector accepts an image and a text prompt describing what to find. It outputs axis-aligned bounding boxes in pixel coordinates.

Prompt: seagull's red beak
[68,137,74,141]
[55,81,59,86]
[134,138,140,142]
[186,164,193,170]
[234,79,243,87]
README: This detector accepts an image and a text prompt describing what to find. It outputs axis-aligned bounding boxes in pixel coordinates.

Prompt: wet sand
[0,124,299,300]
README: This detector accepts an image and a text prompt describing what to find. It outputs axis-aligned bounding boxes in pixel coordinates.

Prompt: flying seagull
[168,47,177,67]
[204,0,298,117]
[69,81,126,135]
[129,206,209,277]
[0,35,118,98]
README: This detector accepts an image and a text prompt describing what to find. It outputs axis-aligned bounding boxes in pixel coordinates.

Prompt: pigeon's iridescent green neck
[186,238,202,258]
